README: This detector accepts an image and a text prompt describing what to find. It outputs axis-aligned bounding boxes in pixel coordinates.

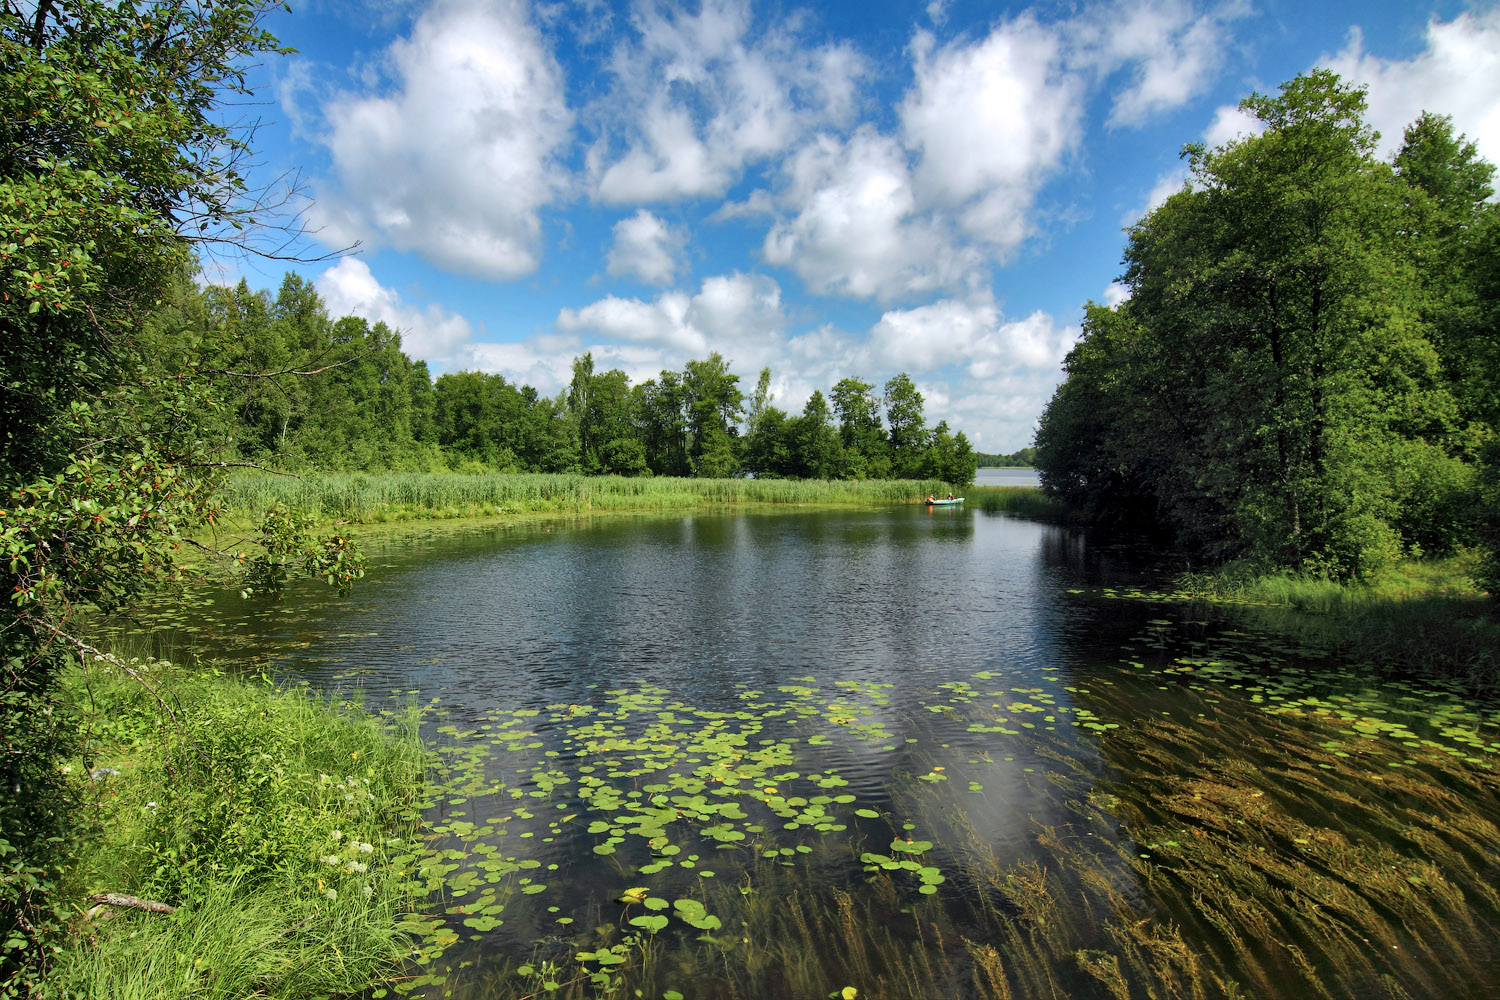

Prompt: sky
[219,0,1500,452]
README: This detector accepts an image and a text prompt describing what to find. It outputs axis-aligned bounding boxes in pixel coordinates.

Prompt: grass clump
[972,486,1065,519]
[1178,553,1500,685]
[1179,551,1483,611]
[221,472,953,525]
[35,659,427,1000]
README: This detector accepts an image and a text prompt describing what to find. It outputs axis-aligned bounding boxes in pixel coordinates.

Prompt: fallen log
[85,893,177,916]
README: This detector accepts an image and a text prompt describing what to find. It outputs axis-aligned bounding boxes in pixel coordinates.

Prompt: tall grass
[1178,553,1500,686]
[40,660,427,1000]
[223,472,954,523]
[972,485,1065,518]
[1178,552,1482,611]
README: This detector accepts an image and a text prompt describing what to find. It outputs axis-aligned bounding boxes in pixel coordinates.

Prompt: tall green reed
[222,473,955,523]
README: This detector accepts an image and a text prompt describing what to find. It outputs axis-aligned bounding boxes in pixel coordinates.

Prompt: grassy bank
[1178,553,1500,685]
[36,660,427,1000]
[222,472,957,524]
[1179,553,1484,609]
[971,485,1066,518]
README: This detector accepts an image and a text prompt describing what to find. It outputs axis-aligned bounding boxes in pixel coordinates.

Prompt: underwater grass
[377,614,1500,1000]
[38,659,428,1000]
[63,544,1500,998]
[220,472,955,525]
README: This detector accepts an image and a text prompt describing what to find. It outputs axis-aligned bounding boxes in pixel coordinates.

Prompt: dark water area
[139,506,1500,999]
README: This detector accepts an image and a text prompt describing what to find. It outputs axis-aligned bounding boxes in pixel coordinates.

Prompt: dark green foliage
[683,353,744,476]
[788,391,843,479]
[976,447,1036,467]
[136,270,988,485]
[741,406,792,477]
[1035,71,1499,581]
[1478,443,1500,601]
[920,422,977,487]
[883,373,927,478]
[0,4,374,990]
[1035,305,1161,534]
[831,377,891,479]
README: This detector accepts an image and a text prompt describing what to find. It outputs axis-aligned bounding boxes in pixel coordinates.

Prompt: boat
[924,497,965,506]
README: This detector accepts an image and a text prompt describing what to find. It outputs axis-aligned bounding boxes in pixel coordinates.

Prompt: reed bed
[1175,554,1500,686]
[222,472,954,524]
[1179,552,1483,612]
[972,485,1066,518]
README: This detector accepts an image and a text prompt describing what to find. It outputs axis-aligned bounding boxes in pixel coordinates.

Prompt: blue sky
[220,0,1500,451]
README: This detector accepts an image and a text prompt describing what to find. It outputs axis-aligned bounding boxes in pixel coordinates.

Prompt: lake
[974,467,1041,487]
[152,504,1500,999]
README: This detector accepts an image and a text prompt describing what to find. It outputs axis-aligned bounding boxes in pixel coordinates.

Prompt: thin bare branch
[47,627,178,725]
[85,893,177,916]
[208,351,372,379]
[30,0,53,51]
[186,460,304,476]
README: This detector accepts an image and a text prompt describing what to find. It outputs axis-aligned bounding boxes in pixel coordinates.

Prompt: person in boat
[926,494,935,503]
[946,492,954,500]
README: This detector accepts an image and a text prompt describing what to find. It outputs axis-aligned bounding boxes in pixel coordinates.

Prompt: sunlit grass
[42,660,427,1000]
[1181,553,1482,611]
[971,485,1065,518]
[222,472,955,524]
[1175,553,1499,685]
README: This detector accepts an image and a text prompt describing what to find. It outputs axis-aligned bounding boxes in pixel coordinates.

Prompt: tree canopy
[130,277,981,487]
[1035,71,1498,587]
[0,3,361,979]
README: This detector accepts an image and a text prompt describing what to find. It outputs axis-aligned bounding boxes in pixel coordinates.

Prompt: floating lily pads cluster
[375,600,1500,999]
[390,680,974,996]
[117,560,1500,999]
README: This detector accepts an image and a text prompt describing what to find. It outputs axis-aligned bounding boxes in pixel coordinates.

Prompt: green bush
[34,661,427,1000]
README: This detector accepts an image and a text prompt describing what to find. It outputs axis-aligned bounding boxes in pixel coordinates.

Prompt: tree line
[976,447,1036,468]
[1,1,377,983]
[153,277,979,485]
[1035,71,1499,592]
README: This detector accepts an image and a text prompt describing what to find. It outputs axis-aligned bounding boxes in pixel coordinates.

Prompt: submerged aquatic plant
[384,618,1500,999]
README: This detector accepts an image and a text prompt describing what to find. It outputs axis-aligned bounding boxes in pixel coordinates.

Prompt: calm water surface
[973,467,1041,487]
[154,505,1500,999]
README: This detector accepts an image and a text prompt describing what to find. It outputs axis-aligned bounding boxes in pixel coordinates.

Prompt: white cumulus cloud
[588,0,866,203]
[1202,102,1264,148]
[606,210,686,286]
[902,18,1084,251]
[762,128,983,301]
[310,0,571,279]
[1072,0,1250,128]
[755,3,1243,303]
[315,258,477,365]
[866,296,1076,377]
[1324,10,1500,162]
[556,272,785,366]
